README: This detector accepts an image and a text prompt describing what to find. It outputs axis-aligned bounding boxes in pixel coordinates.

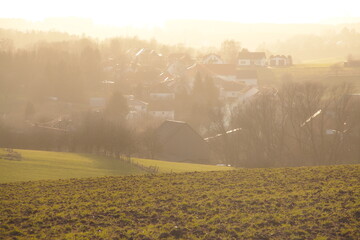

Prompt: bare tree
[230,90,281,167]
[228,81,356,167]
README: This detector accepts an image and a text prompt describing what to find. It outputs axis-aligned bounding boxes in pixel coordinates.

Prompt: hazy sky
[1,0,359,26]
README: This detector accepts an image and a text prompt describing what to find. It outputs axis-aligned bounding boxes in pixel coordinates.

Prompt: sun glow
[1,0,359,27]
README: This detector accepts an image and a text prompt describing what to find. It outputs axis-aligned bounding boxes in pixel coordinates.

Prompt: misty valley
[1,16,360,239]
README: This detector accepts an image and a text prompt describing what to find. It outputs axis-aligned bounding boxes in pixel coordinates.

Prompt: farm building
[269,55,293,66]
[148,102,175,120]
[154,120,210,163]
[238,49,266,67]
[202,54,225,64]
[236,70,258,85]
[186,63,237,82]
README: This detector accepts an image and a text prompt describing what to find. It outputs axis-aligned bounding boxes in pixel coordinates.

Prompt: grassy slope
[132,157,234,173]
[257,65,360,91]
[0,150,233,183]
[0,164,359,239]
[0,149,144,183]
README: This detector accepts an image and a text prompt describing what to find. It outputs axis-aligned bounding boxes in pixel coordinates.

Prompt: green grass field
[0,164,359,239]
[0,149,144,183]
[132,157,234,173]
[0,149,234,183]
[257,65,360,91]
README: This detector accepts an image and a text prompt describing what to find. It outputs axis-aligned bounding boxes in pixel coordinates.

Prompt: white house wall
[232,87,259,104]
[236,78,257,86]
[269,57,288,66]
[149,111,175,120]
[238,58,267,66]
[203,55,224,64]
[150,93,175,100]
[218,75,238,82]
[238,59,251,66]
[220,90,243,99]
[133,105,147,112]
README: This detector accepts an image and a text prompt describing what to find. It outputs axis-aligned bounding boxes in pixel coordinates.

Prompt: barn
[154,120,210,164]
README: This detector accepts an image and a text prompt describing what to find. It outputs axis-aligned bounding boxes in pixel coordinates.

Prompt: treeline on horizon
[2,23,360,61]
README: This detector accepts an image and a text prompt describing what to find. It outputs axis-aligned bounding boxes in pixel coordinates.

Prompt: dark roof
[156,120,205,147]
[236,70,258,79]
[156,121,187,141]
[238,50,266,59]
[155,120,210,163]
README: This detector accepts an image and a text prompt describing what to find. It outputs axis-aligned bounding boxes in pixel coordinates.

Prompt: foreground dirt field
[1,165,359,239]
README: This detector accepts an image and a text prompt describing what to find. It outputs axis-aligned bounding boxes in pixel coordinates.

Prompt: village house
[167,60,188,77]
[147,82,176,120]
[202,54,225,64]
[154,120,210,163]
[186,63,237,82]
[125,95,148,119]
[269,55,293,67]
[166,53,194,77]
[236,70,258,85]
[148,102,175,120]
[238,49,267,67]
[133,48,164,68]
[236,86,259,104]
[219,81,249,100]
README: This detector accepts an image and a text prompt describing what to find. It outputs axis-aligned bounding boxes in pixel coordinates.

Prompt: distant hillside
[0,164,359,239]
[2,17,360,51]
